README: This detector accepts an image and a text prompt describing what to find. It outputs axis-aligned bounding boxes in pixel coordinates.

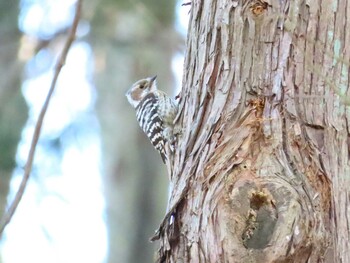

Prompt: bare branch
[0,0,83,235]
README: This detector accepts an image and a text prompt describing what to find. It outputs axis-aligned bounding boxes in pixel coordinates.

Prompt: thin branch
[0,0,83,235]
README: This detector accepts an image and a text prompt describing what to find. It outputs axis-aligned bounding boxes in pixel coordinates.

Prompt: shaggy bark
[154,0,350,262]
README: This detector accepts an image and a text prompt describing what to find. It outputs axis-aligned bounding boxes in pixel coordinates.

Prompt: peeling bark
[154,0,350,262]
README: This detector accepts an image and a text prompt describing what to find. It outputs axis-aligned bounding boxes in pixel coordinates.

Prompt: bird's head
[125,75,157,108]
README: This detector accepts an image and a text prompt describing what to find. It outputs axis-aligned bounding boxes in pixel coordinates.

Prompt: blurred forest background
[0,0,188,262]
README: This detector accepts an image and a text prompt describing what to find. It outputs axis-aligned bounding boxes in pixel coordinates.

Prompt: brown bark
[155,0,350,262]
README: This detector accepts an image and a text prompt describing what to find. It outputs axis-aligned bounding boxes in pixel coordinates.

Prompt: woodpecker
[125,76,178,163]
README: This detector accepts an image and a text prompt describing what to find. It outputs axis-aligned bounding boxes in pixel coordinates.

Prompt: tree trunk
[0,0,27,222]
[155,0,350,262]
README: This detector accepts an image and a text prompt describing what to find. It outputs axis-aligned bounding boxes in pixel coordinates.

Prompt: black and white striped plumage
[126,76,178,163]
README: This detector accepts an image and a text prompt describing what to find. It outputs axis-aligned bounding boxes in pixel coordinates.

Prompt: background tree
[155,0,349,262]
[89,0,181,262]
[0,0,26,226]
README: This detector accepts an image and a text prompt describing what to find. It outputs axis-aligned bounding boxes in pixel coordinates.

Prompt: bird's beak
[150,75,157,84]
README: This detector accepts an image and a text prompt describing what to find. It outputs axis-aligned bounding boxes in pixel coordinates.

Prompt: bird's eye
[139,84,145,89]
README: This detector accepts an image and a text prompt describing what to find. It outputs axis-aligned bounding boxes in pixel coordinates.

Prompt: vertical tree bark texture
[156,0,350,262]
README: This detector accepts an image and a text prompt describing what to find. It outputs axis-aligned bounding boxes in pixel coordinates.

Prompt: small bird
[126,76,178,163]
